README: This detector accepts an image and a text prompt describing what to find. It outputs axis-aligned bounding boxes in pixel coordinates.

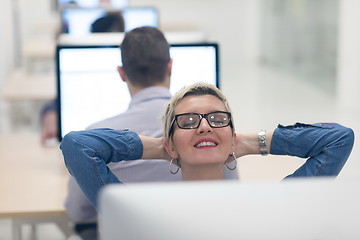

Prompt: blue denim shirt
[60,122,354,208]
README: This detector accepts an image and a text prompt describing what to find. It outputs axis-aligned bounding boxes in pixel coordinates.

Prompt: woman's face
[166,94,236,167]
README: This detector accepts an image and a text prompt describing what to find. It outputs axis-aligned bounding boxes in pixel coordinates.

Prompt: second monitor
[61,7,159,35]
[56,43,220,140]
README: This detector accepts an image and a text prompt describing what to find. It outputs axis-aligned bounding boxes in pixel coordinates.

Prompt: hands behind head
[139,135,172,161]
[140,130,273,164]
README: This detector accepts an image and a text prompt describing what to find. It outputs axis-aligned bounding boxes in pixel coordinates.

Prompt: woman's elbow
[60,131,82,154]
[60,131,87,171]
[338,125,355,148]
[332,125,355,161]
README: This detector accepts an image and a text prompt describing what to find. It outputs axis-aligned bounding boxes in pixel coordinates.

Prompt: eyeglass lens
[176,112,230,129]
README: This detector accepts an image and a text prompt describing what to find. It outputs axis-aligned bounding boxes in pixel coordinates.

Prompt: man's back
[65,87,181,222]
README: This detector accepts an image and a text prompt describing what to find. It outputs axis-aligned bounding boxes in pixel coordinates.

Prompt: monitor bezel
[59,6,160,34]
[56,43,220,141]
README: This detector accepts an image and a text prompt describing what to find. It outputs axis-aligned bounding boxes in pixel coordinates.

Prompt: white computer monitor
[122,7,159,32]
[61,7,158,36]
[57,0,128,9]
[56,43,219,140]
[99,179,360,240]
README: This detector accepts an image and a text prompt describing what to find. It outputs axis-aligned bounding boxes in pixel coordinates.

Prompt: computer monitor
[61,7,159,36]
[56,43,219,140]
[122,7,159,32]
[57,0,128,9]
[99,179,360,240]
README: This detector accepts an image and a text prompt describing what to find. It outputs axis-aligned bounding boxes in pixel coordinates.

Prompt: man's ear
[167,59,173,77]
[231,132,237,153]
[117,66,127,82]
[164,139,179,159]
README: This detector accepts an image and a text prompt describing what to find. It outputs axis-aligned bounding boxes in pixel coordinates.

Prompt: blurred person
[90,11,124,33]
[40,99,58,146]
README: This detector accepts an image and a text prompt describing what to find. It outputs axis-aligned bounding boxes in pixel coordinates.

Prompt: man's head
[91,12,125,33]
[119,27,171,88]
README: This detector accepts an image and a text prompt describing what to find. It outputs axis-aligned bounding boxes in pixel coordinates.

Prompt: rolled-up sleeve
[60,128,143,208]
[270,123,354,178]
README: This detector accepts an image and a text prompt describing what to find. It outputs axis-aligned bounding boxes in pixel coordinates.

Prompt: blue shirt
[61,122,354,209]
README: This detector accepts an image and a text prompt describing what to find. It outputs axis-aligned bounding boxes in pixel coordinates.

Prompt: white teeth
[196,142,216,147]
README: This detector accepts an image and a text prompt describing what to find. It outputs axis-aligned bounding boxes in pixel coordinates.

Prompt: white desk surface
[1,70,56,101]
[0,133,68,218]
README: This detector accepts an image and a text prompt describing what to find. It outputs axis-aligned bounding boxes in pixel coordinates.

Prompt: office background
[1,0,358,171]
[0,0,359,238]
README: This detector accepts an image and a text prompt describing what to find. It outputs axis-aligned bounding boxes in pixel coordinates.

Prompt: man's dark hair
[91,12,124,33]
[120,27,170,87]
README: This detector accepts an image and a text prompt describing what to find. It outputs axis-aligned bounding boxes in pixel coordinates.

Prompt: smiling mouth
[195,142,217,148]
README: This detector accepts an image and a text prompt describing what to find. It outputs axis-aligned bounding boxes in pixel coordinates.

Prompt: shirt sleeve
[64,177,98,222]
[270,122,354,178]
[60,128,143,208]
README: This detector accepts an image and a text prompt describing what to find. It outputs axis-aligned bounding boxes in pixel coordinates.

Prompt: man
[64,27,239,238]
[90,11,124,33]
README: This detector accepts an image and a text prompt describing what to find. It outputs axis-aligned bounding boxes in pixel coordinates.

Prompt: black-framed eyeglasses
[171,111,232,130]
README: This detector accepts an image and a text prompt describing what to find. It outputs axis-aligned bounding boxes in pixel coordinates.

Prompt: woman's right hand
[139,136,172,161]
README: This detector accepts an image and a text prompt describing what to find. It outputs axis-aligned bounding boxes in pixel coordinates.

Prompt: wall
[131,0,261,86]
[18,0,58,38]
[337,0,360,112]
[259,0,339,94]
[0,0,14,87]
[0,0,14,133]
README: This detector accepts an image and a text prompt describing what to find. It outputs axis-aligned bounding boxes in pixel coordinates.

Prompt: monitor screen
[56,43,219,140]
[57,0,128,9]
[61,7,159,36]
[121,7,159,32]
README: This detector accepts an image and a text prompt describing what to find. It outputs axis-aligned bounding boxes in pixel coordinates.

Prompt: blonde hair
[163,82,234,140]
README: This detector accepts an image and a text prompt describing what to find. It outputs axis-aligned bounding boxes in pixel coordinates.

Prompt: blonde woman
[61,83,354,208]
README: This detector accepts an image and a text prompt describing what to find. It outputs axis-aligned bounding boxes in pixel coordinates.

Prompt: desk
[1,70,56,132]
[0,133,71,239]
[1,70,56,101]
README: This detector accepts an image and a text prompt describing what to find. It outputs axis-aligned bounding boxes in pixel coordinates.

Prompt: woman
[60,83,354,208]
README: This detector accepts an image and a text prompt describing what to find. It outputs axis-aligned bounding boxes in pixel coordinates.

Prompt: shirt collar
[129,86,172,107]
